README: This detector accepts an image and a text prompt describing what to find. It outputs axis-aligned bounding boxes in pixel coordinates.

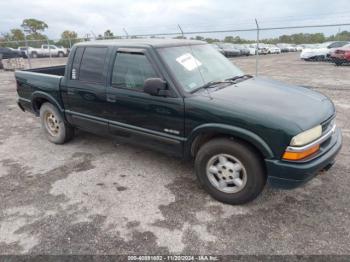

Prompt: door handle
[107,94,116,103]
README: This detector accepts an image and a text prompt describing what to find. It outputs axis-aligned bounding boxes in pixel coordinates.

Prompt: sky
[1,0,350,40]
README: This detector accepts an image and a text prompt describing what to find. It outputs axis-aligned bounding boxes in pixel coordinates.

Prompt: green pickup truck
[15,39,342,204]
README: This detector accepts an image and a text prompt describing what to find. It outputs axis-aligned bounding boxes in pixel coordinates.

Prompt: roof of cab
[75,38,206,48]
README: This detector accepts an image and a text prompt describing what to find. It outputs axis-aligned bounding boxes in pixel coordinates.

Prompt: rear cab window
[71,46,108,83]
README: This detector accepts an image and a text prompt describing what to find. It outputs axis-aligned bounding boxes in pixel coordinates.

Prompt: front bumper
[300,52,316,59]
[266,127,342,189]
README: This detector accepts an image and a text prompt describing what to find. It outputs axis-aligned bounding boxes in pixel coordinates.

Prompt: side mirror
[143,78,169,96]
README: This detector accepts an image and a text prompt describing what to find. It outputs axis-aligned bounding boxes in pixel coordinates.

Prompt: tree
[10,29,25,41]
[195,35,204,41]
[104,30,114,39]
[224,36,234,43]
[204,37,220,43]
[61,30,78,40]
[22,18,48,34]
[55,30,79,48]
[330,31,350,41]
[173,35,186,39]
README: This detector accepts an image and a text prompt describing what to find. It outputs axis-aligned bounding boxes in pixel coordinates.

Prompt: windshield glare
[158,44,243,92]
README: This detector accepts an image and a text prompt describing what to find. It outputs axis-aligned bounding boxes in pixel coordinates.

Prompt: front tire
[40,102,74,144]
[195,138,266,205]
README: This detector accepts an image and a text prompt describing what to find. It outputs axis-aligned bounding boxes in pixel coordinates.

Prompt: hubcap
[44,112,60,136]
[206,154,247,193]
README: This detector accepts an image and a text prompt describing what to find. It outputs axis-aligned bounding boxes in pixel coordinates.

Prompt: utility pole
[21,24,32,69]
[255,18,260,76]
[47,37,52,65]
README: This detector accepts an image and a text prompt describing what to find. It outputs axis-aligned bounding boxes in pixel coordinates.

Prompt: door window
[79,47,108,83]
[71,47,84,80]
[111,53,157,90]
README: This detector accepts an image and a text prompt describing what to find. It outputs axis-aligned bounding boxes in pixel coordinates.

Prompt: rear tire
[195,138,266,205]
[39,102,74,144]
[58,52,64,57]
[31,52,38,58]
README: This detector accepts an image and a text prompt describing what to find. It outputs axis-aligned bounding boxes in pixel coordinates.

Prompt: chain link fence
[1,21,350,72]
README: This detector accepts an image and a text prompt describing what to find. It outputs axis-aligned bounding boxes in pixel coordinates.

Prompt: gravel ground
[0,52,349,255]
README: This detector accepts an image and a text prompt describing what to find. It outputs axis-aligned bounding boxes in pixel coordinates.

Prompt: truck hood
[199,77,335,132]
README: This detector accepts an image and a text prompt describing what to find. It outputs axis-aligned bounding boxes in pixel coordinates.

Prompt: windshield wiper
[192,80,234,93]
[226,74,252,82]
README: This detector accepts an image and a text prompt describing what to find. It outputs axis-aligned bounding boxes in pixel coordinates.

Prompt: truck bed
[15,65,66,113]
[25,65,66,76]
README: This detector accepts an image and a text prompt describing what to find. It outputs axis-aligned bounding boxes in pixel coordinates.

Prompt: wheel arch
[185,124,274,160]
[31,91,64,116]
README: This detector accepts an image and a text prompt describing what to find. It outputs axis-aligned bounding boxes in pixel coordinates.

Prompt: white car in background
[300,41,349,61]
[243,44,257,55]
[266,44,281,54]
[296,45,304,51]
[18,45,68,58]
[287,45,297,52]
[249,43,269,55]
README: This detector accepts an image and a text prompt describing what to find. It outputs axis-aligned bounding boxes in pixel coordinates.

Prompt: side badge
[164,129,180,135]
[72,68,77,80]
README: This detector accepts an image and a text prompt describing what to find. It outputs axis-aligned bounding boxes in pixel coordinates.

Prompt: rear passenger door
[64,46,111,135]
[105,48,185,156]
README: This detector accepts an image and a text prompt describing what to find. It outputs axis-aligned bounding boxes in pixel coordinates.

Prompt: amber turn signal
[282,144,320,161]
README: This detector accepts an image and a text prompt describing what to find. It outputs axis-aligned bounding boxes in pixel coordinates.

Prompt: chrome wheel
[206,154,247,193]
[44,112,60,136]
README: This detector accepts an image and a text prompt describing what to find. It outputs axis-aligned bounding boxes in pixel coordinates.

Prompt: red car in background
[331,44,350,66]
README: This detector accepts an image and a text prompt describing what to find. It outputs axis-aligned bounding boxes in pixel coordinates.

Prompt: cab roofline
[74,38,206,48]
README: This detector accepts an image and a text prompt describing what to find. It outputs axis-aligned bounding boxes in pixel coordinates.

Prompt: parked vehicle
[15,39,342,205]
[266,44,281,54]
[330,44,350,66]
[214,43,241,57]
[210,44,225,55]
[245,45,258,55]
[288,45,297,52]
[276,43,289,52]
[0,47,26,59]
[232,44,250,56]
[296,45,304,52]
[250,43,269,55]
[300,41,349,61]
[18,45,69,58]
[18,47,34,57]
[276,43,297,52]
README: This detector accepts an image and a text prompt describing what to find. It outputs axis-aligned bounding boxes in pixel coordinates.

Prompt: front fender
[185,123,274,159]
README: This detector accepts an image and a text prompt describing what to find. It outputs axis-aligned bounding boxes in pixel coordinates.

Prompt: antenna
[90,31,97,40]
[178,24,184,38]
[123,28,129,39]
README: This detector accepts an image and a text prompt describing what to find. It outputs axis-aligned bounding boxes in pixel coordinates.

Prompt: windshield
[158,44,243,92]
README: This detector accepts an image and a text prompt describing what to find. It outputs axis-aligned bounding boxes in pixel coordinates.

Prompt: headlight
[290,125,322,146]
[282,125,322,161]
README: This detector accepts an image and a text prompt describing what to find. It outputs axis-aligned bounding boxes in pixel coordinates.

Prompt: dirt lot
[0,52,349,255]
